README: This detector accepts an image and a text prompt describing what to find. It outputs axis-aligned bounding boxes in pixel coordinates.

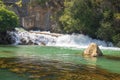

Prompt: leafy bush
[112,34,120,47]
[0,8,19,32]
[0,0,5,8]
[96,24,115,41]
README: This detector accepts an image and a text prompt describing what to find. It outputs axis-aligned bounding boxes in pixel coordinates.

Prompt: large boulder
[83,43,103,57]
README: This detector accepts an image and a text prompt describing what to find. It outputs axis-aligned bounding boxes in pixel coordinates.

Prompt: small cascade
[10,28,114,48]
[54,34,113,48]
[9,31,21,45]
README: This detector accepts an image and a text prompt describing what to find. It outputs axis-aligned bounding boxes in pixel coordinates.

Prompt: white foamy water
[10,29,120,50]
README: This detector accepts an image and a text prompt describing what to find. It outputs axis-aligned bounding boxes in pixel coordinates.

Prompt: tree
[0,8,19,32]
[59,0,76,33]
[71,0,102,36]
[96,1,116,41]
[59,0,102,37]
[112,34,120,47]
[0,0,19,44]
[59,0,120,47]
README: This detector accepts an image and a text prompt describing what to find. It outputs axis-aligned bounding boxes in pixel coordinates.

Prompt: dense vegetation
[0,0,120,47]
[0,8,19,32]
[0,0,19,44]
[58,0,120,47]
[35,0,120,47]
[0,0,19,32]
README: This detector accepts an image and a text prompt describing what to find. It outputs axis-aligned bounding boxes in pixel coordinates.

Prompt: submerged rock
[83,43,103,57]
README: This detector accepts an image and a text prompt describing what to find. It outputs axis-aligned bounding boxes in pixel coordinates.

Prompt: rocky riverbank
[0,31,15,45]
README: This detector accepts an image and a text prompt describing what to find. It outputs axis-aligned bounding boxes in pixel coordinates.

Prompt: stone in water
[83,43,103,57]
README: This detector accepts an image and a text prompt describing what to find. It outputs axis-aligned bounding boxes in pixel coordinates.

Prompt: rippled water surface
[0,45,120,80]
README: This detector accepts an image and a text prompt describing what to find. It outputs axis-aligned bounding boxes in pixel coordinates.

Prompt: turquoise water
[0,69,28,80]
[0,45,120,80]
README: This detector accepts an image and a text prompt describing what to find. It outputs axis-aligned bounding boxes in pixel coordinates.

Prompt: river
[0,45,120,80]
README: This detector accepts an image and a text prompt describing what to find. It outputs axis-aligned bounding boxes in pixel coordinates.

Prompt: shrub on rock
[0,1,19,44]
[0,8,19,32]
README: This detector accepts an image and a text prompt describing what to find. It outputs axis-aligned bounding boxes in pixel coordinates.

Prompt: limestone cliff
[3,0,64,31]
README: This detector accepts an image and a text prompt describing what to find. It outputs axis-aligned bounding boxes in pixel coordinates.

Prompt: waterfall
[54,34,112,48]
[9,28,116,49]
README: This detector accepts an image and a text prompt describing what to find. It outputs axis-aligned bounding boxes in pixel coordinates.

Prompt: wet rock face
[0,32,15,45]
[83,43,103,57]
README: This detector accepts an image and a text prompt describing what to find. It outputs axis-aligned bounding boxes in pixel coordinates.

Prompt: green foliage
[71,0,102,36]
[30,0,49,7]
[112,34,120,47]
[59,0,76,33]
[36,0,49,4]
[58,0,120,47]
[96,5,114,41]
[1,0,119,46]
[0,0,5,8]
[96,24,115,41]
[0,8,19,31]
[15,0,22,7]
[114,13,120,19]
[59,0,102,36]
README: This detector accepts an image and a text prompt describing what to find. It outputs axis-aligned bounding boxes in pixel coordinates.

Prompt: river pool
[0,45,120,80]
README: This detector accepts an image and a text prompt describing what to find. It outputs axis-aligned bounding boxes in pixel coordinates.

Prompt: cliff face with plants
[2,0,120,47]
[3,0,64,31]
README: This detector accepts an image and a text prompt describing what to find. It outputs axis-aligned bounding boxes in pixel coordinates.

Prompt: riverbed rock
[0,32,15,45]
[83,43,103,57]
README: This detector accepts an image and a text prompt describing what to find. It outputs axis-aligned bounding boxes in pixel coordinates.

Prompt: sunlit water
[0,45,120,80]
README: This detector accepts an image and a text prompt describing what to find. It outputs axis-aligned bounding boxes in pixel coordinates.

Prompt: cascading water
[54,34,113,48]
[10,28,115,49]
